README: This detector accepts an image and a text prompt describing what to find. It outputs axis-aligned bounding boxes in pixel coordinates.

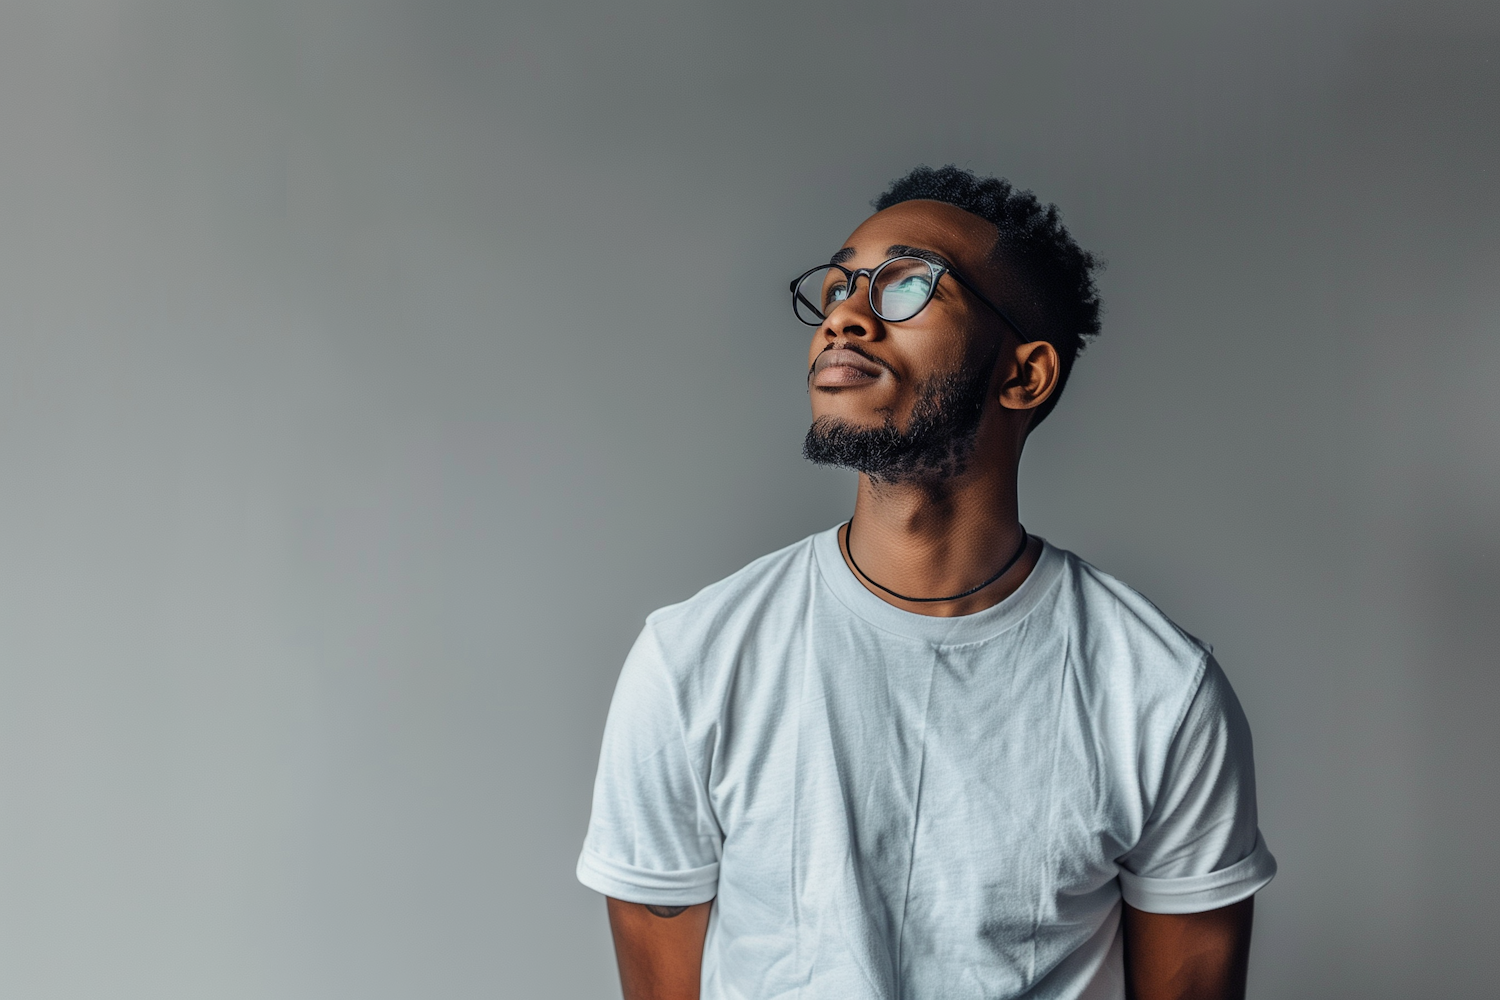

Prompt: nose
[818,274,884,343]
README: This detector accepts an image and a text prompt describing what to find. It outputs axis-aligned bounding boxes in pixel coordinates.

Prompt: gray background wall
[0,1,1495,997]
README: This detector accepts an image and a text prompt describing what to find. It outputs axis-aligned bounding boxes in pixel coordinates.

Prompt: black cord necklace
[842,518,1030,604]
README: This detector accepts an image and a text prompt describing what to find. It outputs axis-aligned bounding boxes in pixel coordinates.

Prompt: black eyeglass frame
[789,256,1029,341]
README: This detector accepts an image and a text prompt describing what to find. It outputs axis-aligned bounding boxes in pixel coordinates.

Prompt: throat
[842,518,1030,607]
[839,480,1030,616]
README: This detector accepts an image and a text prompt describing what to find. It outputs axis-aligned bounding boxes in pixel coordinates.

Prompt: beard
[802,363,993,484]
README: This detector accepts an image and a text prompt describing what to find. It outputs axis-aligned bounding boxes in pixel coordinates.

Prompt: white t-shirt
[578,528,1275,1000]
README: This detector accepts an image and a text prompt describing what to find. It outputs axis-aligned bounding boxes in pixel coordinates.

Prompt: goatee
[802,364,992,483]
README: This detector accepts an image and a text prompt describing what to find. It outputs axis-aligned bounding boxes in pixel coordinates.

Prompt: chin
[812,397,900,426]
[813,406,879,424]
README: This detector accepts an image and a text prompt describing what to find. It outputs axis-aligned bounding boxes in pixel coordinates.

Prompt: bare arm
[606,897,713,1000]
[1122,897,1254,1000]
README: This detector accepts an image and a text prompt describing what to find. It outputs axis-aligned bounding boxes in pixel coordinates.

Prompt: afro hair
[873,165,1103,429]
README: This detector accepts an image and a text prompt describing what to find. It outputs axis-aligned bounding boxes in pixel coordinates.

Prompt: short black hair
[873,165,1103,429]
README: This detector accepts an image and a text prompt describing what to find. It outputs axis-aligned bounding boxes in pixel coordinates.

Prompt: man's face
[804,200,1012,482]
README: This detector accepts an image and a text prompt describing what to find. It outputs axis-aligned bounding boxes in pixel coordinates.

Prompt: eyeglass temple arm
[943,269,1030,342]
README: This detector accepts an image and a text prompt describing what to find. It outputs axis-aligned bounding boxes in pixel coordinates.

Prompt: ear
[997,341,1060,414]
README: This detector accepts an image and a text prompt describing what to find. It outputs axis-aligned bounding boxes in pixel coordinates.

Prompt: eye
[879,274,933,316]
[824,282,850,307]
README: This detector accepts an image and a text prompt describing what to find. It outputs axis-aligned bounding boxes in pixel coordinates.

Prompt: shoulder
[638,530,824,679]
[1044,544,1214,716]
[648,531,821,630]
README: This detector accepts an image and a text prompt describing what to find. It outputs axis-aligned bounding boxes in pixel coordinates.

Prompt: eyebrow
[887,244,953,269]
[828,244,954,269]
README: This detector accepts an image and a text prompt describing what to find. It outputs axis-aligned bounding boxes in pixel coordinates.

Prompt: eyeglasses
[789,255,1027,339]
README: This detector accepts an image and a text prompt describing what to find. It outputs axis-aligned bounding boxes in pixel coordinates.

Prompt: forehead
[842,200,998,266]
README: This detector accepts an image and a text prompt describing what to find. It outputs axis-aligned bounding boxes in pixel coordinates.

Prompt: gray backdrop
[0,1,1495,997]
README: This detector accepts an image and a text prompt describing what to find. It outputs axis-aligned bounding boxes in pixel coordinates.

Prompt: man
[577,165,1275,1000]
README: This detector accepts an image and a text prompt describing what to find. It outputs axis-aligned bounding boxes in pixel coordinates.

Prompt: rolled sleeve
[1120,830,1277,913]
[576,849,719,906]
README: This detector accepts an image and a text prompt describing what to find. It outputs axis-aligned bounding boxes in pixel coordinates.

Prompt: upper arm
[581,630,720,996]
[1122,897,1254,1000]
[607,897,713,1000]
[1115,656,1270,997]
[577,625,722,905]
[1117,657,1276,914]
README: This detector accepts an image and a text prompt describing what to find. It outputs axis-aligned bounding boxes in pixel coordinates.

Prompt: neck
[841,457,1036,617]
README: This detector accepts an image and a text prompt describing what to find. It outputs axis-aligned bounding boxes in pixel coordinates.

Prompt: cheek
[891,324,971,377]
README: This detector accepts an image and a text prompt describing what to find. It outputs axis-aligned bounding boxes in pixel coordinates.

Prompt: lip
[811,348,888,388]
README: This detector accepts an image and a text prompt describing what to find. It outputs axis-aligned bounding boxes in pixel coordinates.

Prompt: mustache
[807,342,899,382]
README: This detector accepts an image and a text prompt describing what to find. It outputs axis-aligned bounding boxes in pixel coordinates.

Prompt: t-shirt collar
[812,523,1063,646]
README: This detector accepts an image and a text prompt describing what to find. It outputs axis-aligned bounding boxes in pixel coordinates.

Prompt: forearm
[607,897,713,1000]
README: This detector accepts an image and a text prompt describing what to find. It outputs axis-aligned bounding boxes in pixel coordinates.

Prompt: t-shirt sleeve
[1117,655,1277,914]
[576,623,722,906]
